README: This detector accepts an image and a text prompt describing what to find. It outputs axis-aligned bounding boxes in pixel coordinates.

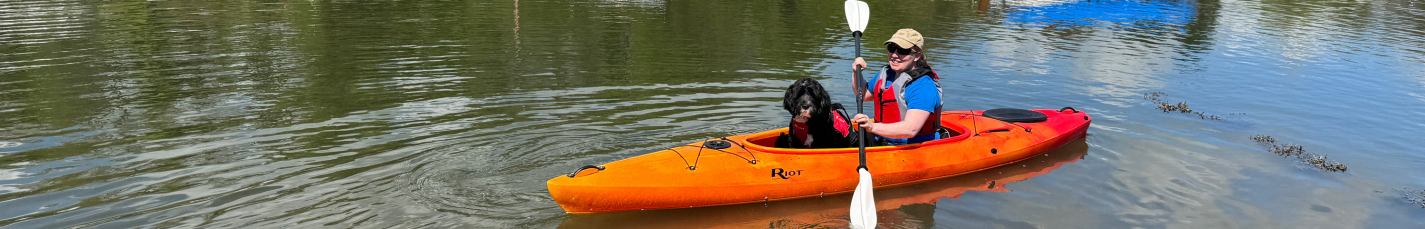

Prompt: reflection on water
[2,0,1424,228]
[1005,0,1197,29]
[558,139,1090,228]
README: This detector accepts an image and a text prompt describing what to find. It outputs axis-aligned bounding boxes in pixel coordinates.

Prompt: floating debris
[1300,154,1347,172]
[1268,144,1304,157]
[1144,92,1165,101]
[1399,188,1425,208]
[1142,92,1242,120]
[1251,135,1276,144]
[1251,135,1347,172]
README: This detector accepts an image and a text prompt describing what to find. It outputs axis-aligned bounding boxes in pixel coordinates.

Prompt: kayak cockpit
[741,114,973,154]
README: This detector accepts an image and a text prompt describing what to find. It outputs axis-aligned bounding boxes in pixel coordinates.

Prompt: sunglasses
[887,44,917,56]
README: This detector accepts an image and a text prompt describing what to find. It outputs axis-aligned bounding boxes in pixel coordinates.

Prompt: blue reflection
[1005,0,1198,31]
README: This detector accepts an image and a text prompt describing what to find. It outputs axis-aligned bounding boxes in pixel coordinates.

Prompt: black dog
[776,78,859,149]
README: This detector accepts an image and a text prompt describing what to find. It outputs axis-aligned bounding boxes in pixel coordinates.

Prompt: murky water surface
[2,0,1424,228]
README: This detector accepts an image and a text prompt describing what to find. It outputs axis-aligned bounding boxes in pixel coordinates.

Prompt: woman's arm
[861,110,930,139]
[852,57,875,101]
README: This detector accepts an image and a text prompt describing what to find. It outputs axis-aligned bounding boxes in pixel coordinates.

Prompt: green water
[2,0,1424,228]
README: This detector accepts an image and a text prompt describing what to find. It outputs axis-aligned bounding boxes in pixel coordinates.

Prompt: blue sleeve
[864,71,880,92]
[903,77,941,113]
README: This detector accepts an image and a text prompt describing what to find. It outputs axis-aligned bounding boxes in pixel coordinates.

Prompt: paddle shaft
[844,2,876,228]
[853,31,867,170]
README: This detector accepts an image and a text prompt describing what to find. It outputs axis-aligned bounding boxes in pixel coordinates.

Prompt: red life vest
[791,110,853,147]
[872,66,942,137]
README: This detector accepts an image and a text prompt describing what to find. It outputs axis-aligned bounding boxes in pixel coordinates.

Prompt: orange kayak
[547,108,1091,214]
[557,138,1089,228]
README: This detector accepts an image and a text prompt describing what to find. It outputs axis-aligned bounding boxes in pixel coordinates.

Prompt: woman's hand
[851,114,874,133]
[852,57,867,71]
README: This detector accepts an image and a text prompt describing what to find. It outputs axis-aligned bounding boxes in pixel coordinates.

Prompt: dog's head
[783,78,833,123]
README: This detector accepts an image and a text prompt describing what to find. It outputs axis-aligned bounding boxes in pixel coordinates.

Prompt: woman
[850,28,943,145]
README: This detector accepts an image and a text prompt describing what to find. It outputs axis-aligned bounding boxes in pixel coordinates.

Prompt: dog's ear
[783,79,806,115]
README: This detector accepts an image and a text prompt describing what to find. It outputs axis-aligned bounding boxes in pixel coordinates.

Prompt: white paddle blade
[844,0,869,32]
[848,168,877,229]
[854,1,869,32]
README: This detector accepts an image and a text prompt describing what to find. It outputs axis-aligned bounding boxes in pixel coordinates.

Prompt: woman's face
[887,45,920,72]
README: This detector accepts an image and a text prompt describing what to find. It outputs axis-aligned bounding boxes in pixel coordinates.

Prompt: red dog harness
[791,110,853,147]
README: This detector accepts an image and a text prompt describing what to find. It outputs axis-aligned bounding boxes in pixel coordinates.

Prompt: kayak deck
[548,108,1091,213]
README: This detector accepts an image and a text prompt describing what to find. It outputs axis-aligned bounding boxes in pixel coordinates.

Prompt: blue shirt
[866,68,942,144]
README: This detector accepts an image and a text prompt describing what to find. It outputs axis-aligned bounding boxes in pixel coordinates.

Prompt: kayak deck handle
[1059,107,1079,113]
[568,165,605,178]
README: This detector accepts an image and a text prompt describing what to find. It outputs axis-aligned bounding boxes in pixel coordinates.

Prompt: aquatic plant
[1142,92,1242,120]
[1400,188,1425,208]
[1251,135,1275,144]
[1251,135,1347,172]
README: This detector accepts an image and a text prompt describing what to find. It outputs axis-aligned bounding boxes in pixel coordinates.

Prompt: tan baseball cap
[884,28,923,50]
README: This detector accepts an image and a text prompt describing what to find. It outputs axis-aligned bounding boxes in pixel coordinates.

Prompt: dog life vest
[791,110,853,147]
[872,65,942,137]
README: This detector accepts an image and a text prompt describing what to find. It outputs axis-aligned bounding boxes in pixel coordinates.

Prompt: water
[1,0,1423,228]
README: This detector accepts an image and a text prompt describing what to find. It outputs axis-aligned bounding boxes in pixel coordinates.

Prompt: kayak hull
[548,108,1091,213]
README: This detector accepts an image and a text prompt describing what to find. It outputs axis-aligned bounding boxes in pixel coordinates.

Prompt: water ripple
[2,0,1425,228]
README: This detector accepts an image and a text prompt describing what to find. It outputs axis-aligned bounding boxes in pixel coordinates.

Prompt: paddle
[843,1,875,228]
